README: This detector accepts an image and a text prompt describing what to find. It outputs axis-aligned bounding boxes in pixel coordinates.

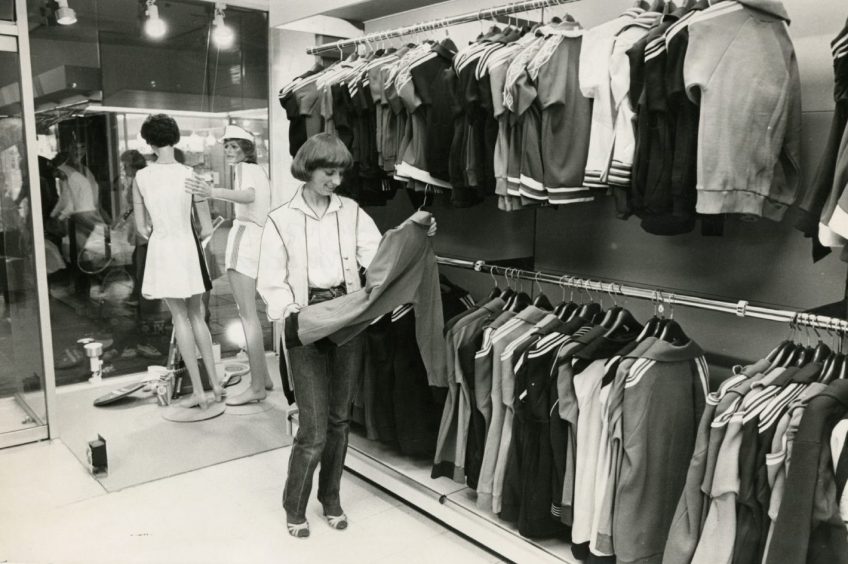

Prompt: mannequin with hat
[186,124,273,404]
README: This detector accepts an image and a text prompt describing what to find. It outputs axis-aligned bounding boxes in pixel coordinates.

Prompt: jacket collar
[288,187,343,220]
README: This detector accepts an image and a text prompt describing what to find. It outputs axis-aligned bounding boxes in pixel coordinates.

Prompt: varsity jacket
[832,418,848,523]
[501,327,571,538]
[684,0,802,220]
[473,310,518,434]
[593,337,658,555]
[613,338,707,564]
[476,305,548,511]
[492,314,561,514]
[817,122,848,248]
[581,7,643,189]
[283,211,446,388]
[662,358,771,564]
[412,40,457,184]
[761,383,828,564]
[608,11,662,196]
[432,298,505,483]
[765,380,848,564]
[662,372,747,564]
[795,21,848,260]
[692,370,786,564]
[531,25,594,205]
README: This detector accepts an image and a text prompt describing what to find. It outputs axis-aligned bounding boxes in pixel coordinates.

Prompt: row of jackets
[665,355,848,564]
[350,278,475,457]
[796,18,848,262]
[432,296,709,563]
[280,0,803,238]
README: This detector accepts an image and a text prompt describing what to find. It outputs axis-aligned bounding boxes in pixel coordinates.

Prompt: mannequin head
[223,138,256,165]
[140,114,180,149]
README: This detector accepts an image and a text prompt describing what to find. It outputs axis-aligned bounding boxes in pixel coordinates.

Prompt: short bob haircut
[290,133,353,182]
[223,138,257,164]
[140,113,180,148]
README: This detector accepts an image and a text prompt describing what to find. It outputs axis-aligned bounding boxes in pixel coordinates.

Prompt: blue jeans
[283,333,363,523]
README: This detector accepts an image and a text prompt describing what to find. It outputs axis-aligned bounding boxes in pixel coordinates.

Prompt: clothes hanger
[509,270,532,313]
[603,284,643,337]
[635,290,662,342]
[486,267,502,300]
[532,273,554,311]
[658,295,690,346]
[501,268,517,310]
[555,276,580,321]
[598,283,623,328]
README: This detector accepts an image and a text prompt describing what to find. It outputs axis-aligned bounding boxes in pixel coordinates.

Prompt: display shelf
[343,428,577,564]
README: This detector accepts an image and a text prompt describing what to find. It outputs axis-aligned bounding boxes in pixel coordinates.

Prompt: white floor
[0,440,504,564]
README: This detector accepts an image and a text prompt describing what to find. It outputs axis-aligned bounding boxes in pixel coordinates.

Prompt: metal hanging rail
[436,256,848,334]
[306,0,577,56]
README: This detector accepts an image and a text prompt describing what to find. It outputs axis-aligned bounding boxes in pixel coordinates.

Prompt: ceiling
[320,0,445,24]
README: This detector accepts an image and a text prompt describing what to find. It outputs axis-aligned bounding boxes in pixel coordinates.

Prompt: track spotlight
[55,0,77,25]
[212,3,234,49]
[144,0,166,39]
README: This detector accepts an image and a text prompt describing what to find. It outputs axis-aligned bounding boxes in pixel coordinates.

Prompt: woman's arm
[355,207,383,269]
[185,164,257,204]
[256,218,298,321]
[132,178,151,240]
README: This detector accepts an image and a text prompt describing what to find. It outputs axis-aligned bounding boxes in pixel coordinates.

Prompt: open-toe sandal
[287,520,310,538]
[324,513,348,530]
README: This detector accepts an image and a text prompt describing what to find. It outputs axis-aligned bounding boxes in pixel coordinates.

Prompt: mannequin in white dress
[133,114,223,409]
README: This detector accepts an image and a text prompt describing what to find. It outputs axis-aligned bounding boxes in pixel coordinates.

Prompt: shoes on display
[225,388,267,406]
[102,349,120,362]
[136,343,163,359]
[55,347,84,369]
[120,347,139,359]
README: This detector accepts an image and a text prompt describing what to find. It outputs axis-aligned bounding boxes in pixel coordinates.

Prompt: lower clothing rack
[436,256,848,334]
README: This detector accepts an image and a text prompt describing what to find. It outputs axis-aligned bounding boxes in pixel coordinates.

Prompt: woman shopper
[133,113,223,409]
[257,133,435,538]
[185,125,273,405]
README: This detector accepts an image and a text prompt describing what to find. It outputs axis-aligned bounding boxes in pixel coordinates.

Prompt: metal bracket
[473,260,485,272]
[735,300,749,318]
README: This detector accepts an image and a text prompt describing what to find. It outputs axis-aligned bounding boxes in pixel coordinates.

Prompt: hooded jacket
[684,0,801,221]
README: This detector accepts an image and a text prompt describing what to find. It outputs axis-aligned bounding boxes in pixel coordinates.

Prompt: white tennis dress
[136,162,212,299]
[225,162,271,277]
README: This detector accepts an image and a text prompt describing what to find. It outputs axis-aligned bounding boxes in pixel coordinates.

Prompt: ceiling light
[144,0,166,39]
[55,0,77,25]
[212,3,234,49]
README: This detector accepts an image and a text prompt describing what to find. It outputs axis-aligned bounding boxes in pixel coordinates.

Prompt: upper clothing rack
[436,256,848,334]
[306,0,578,56]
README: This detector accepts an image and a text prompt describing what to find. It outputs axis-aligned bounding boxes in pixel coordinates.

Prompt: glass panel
[26,0,270,385]
[0,0,13,22]
[0,43,48,434]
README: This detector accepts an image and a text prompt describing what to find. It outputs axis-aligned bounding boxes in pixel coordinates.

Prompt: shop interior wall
[269,28,315,207]
[359,0,848,368]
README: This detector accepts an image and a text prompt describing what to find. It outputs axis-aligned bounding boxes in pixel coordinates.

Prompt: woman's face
[223,140,246,165]
[304,167,344,197]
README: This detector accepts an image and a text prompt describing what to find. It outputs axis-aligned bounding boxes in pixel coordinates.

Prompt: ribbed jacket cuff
[284,312,303,349]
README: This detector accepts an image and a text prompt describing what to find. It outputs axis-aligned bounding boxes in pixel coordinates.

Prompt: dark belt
[308,284,346,305]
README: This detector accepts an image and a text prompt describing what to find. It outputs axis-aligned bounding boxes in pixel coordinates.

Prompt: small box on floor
[87,434,108,475]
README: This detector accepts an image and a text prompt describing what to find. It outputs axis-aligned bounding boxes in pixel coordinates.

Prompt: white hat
[222,125,254,143]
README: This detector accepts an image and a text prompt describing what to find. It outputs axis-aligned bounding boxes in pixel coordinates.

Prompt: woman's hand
[427,218,437,237]
[185,174,213,200]
[283,303,302,319]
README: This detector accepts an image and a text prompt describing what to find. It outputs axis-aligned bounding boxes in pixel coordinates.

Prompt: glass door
[0,12,54,448]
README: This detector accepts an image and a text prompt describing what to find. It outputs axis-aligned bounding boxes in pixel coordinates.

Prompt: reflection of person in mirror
[256,133,436,538]
[185,124,273,405]
[133,114,223,410]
